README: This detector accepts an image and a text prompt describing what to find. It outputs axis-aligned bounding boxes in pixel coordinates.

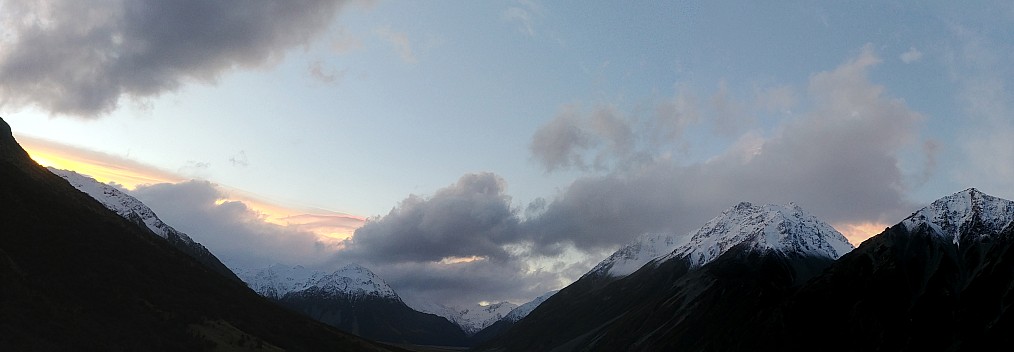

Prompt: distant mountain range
[479,189,1014,351]
[234,263,468,346]
[8,114,1014,351]
[235,262,556,347]
[44,145,554,348]
[405,298,517,336]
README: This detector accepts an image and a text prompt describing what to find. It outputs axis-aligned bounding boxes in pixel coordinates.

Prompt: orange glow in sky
[19,134,366,241]
[834,221,890,247]
[216,191,366,241]
[20,135,184,189]
[439,255,488,265]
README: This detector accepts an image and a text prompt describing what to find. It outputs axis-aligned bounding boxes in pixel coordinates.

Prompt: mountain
[234,263,328,299]
[501,290,559,324]
[773,188,1014,351]
[277,264,469,346]
[239,263,469,347]
[0,117,399,351]
[406,300,518,336]
[48,167,239,282]
[900,187,1014,244]
[303,263,400,301]
[478,202,853,351]
[584,232,682,278]
[469,289,558,345]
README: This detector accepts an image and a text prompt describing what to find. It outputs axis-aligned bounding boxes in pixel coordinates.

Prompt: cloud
[709,80,752,135]
[342,173,522,264]
[333,172,578,306]
[375,258,566,308]
[530,104,659,173]
[308,61,342,84]
[277,213,364,240]
[17,135,184,188]
[375,26,417,64]
[753,85,797,113]
[524,44,928,252]
[338,56,933,299]
[228,151,249,167]
[900,46,923,63]
[529,106,594,171]
[503,0,544,36]
[0,0,347,116]
[178,160,211,178]
[946,25,1014,196]
[131,180,344,269]
[330,27,364,54]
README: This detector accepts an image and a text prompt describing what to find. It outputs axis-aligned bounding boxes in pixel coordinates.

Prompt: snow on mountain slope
[586,202,852,279]
[235,263,399,301]
[310,263,399,300]
[48,167,196,245]
[406,300,518,335]
[585,232,682,278]
[233,264,327,299]
[901,188,1014,245]
[502,290,558,323]
[660,202,853,267]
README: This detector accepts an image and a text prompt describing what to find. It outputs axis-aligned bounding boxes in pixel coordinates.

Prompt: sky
[3,0,1014,307]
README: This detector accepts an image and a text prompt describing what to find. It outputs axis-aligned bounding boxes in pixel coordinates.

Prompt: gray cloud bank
[0,0,345,116]
[131,180,341,269]
[336,46,934,306]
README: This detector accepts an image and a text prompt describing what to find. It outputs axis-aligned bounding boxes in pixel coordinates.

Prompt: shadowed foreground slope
[0,117,401,351]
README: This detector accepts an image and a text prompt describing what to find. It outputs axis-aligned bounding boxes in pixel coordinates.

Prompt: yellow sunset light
[834,221,890,247]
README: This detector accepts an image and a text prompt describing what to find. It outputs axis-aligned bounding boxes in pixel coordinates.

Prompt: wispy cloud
[900,46,923,63]
[229,150,250,167]
[19,135,183,188]
[375,26,417,64]
[20,138,365,267]
[946,25,1014,197]
[503,0,544,36]
[307,60,344,84]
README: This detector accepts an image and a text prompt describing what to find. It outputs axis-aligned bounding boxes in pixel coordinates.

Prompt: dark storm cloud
[334,172,577,305]
[0,0,345,116]
[343,173,523,264]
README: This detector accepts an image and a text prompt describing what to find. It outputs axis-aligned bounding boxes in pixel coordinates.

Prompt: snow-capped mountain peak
[48,167,197,245]
[406,299,518,335]
[662,202,853,268]
[587,202,852,279]
[586,232,682,278]
[235,263,399,301]
[310,263,399,300]
[233,264,327,299]
[901,188,1014,245]
[502,290,558,323]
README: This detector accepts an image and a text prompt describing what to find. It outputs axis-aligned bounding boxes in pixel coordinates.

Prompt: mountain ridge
[48,167,239,281]
[478,201,850,351]
[901,187,1014,245]
[0,117,401,351]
